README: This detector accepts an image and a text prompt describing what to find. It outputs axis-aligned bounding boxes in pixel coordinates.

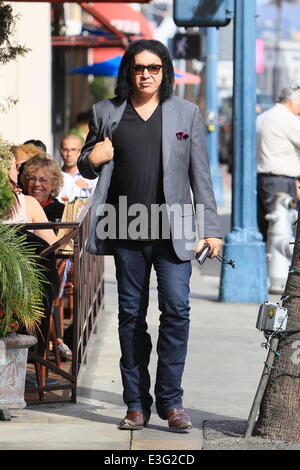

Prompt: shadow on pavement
[26,385,243,433]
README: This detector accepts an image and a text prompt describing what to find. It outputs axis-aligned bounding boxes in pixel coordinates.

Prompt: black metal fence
[23,198,104,403]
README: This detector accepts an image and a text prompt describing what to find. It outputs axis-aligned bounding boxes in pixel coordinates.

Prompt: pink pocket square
[176,132,189,140]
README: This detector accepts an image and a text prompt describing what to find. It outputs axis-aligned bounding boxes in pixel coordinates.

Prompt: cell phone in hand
[195,243,211,265]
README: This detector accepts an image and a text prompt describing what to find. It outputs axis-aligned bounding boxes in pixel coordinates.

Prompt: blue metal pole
[219,0,267,303]
[205,27,224,207]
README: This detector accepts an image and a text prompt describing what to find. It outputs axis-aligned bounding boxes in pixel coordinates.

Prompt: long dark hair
[115,40,174,102]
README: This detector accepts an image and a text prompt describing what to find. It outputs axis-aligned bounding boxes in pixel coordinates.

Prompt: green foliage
[0,170,13,219]
[0,224,45,337]
[0,2,29,65]
[0,96,18,114]
[0,135,14,219]
[90,76,115,101]
[0,135,13,174]
[0,135,44,337]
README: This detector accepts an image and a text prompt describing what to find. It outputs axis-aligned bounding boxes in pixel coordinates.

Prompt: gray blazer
[78,95,221,261]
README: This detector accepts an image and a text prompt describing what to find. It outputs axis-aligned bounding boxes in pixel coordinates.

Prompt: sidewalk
[2,170,299,451]
[2,252,299,451]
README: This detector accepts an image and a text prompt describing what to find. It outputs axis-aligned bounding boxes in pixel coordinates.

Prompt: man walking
[78,40,221,432]
[257,85,300,240]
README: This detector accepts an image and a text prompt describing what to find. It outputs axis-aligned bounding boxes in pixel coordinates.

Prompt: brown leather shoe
[162,408,192,432]
[119,411,148,430]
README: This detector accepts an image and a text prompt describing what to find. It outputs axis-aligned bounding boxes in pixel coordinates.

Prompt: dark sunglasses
[130,64,163,75]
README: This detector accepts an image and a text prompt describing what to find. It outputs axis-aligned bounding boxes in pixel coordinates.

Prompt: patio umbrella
[174,70,201,85]
[70,56,121,77]
[70,56,200,85]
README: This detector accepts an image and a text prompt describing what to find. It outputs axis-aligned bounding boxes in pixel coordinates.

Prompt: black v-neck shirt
[107,101,166,240]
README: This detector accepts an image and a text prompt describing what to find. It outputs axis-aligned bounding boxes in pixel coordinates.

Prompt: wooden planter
[0,333,37,419]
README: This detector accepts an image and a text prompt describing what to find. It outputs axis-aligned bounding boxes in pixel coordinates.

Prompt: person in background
[11,143,46,170]
[1,151,59,358]
[257,85,300,240]
[12,139,75,203]
[23,139,47,152]
[20,155,65,223]
[20,155,72,359]
[60,134,97,199]
[3,154,57,244]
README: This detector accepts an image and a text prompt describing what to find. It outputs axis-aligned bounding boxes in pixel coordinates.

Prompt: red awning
[92,2,154,62]
[52,2,153,49]
[10,1,151,3]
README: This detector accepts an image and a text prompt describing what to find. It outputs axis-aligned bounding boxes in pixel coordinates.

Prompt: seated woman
[19,155,72,358]
[3,154,57,245]
[1,152,58,358]
[20,155,72,359]
[19,155,65,223]
[11,143,46,170]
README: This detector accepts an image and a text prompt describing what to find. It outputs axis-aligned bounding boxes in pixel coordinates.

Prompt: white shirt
[58,172,76,202]
[58,170,97,202]
[256,103,300,177]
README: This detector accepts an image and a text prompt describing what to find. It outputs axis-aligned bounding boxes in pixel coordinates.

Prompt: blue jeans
[112,239,192,419]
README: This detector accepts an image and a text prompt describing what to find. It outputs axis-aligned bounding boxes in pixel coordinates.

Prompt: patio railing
[23,197,104,403]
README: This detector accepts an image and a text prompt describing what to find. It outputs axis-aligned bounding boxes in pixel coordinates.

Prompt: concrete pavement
[2,254,299,451]
[1,169,299,452]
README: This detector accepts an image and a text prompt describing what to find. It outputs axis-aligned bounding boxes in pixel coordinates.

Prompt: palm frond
[0,223,46,337]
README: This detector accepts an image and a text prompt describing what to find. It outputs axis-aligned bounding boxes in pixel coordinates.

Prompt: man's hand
[195,238,222,258]
[88,137,114,168]
[75,178,89,189]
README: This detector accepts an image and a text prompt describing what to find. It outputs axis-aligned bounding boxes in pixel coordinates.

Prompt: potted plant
[0,4,45,419]
[0,144,45,420]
